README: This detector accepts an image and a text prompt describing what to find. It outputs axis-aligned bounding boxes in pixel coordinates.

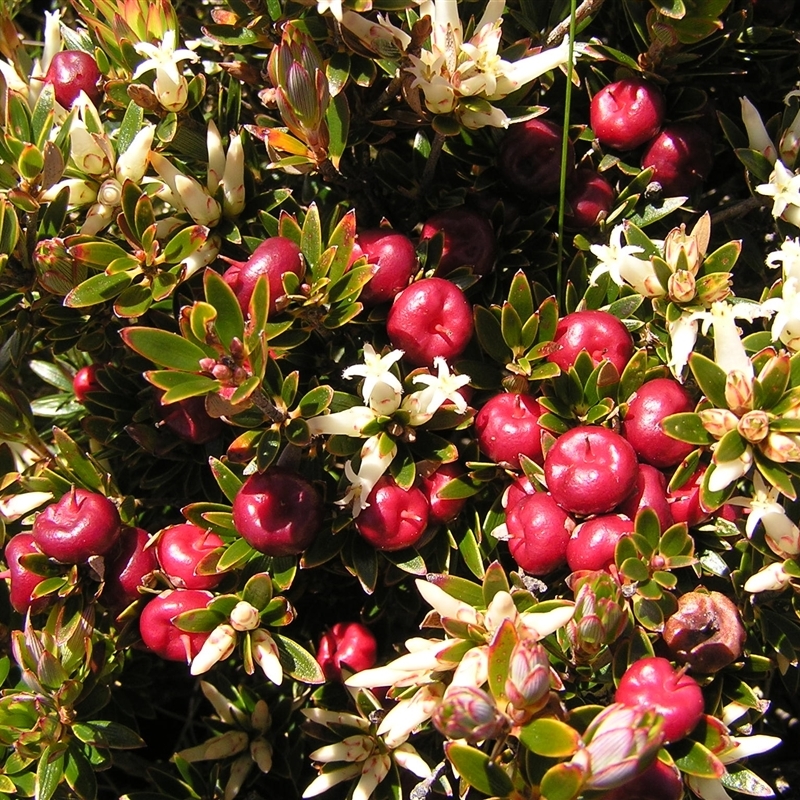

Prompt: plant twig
[547,0,606,46]
[710,196,766,225]
[419,130,447,199]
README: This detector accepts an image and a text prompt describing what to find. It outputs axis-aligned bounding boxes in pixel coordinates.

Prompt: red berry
[44,50,102,108]
[668,468,711,527]
[420,207,497,277]
[316,621,378,681]
[4,533,49,615]
[357,228,417,306]
[420,462,469,525]
[640,122,714,196]
[506,493,575,575]
[102,526,158,611]
[617,464,674,532]
[232,468,323,556]
[590,78,666,151]
[32,488,121,563]
[623,378,695,468]
[566,513,634,572]
[73,364,103,403]
[474,393,545,469]
[139,589,213,663]
[223,237,304,315]
[499,118,575,197]
[545,426,639,516]
[600,758,684,800]
[355,476,430,551]
[158,395,225,445]
[615,656,705,743]
[565,168,615,229]
[502,474,537,512]
[547,310,633,376]
[387,277,473,367]
[155,523,224,590]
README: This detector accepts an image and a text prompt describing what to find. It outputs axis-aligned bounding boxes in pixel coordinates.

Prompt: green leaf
[714,428,746,463]
[36,747,64,800]
[689,352,729,409]
[426,573,484,606]
[659,523,692,558]
[172,608,223,632]
[65,271,132,307]
[487,619,517,704]
[72,721,145,749]
[242,573,273,611]
[326,92,350,170]
[475,306,512,363]
[671,739,726,779]
[117,100,145,155]
[518,718,582,758]
[53,427,105,491]
[274,634,325,683]
[482,560,511,605]
[298,385,334,417]
[627,196,688,228]
[147,371,219,403]
[210,457,244,504]
[203,269,244,348]
[501,302,523,351]
[121,327,212,370]
[218,537,256,572]
[162,225,208,264]
[114,282,153,318]
[538,762,585,800]
[721,767,776,797]
[444,742,513,798]
[302,203,323,277]
[508,270,534,324]
[661,412,714,445]
[621,557,650,582]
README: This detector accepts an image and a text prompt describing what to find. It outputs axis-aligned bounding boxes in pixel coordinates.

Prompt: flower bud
[177,729,249,762]
[190,623,237,675]
[668,269,696,303]
[504,636,552,723]
[174,174,221,227]
[741,97,777,164]
[698,408,739,439]
[221,133,245,217]
[80,202,115,236]
[744,562,792,593]
[566,572,628,662]
[433,686,508,744]
[737,410,770,443]
[250,738,273,773]
[70,125,113,176]
[724,370,754,416]
[761,430,800,463]
[250,700,271,734]
[230,600,260,631]
[252,629,283,685]
[224,754,253,800]
[34,237,86,295]
[116,124,155,183]
[779,109,800,167]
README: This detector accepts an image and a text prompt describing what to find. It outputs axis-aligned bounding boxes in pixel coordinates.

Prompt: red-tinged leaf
[671,738,726,779]
[487,619,517,704]
[204,269,244,348]
[689,353,729,409]
[121,327,213,371]
[539,761,585,800]
[65,271,132,307]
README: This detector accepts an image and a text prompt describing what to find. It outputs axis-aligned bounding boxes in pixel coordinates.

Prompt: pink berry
[155,523,224,590]
[316,621,378,681]
[623,378,695,468]
[387,277,473,366]
[4,533,49,615]
[506,493,575,575]
[223,237,304,315]
[102,526,158,611]
[158,395,225,445]
[617,464,674,532]
[44,50,102,108]
[499,118,575,197]
[474,393,545,469]
[139,589,213,663]
[566,513,634,572]
[32,488,121,563]
[420,462,469,525]
[640,122,714,196]
[357,228,417,306]
[590,78,666,151]
[420,207,497,277]
[565,169,615,229]
[355,476,430,551]
[73,364,103,403]
[615,656,705,743]
[547,310,633,375]
[545,426,639,516]
[232,468,323,556]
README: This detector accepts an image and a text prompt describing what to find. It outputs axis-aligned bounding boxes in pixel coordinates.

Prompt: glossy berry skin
[668,469,711,527]
[44,51,102,108]
[357,228,417,306]
[233,468,323,557]
[545,426,639,517]
[564,169,615,229]
[316,622,378,681]
[601,758,684,800]
[158,395,225,445]
[502,474,537,512]
[506,493,575,575]
[387,278,473,367]
[73,364,103,403]
[102,526,158,612]
[590,78,666,151]
[623,378,695,468]
[32,488,121,564]
[566,513,634,572]
[420,462,468,525]
[223,237,304,315]
[155,524,224,590]
[474,393,545,469]
[420,207,497,277]
[617,464,674,532]
[499,117,575,197]
[615,656,705,743]
[547,310,633,376]
[139,589,213,663]
[4,533,49,615]
[640,122,714,196]
[355,476,430,551]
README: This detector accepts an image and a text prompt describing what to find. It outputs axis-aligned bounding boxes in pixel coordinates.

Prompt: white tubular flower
[706,301,769,378]
[116,124,155,183]
[175,173,222,227]
[339,11,412,59]
[667,311,703,377]
[176,730,249,762]
[317,0,344,20]
[306,406,378,437]
[763,276,800,351]
[520,603,576,640]
[345,637,453,688]
[744,561,792,593]
[181,233,220,281]
[766,237,800,282]
[302,764,362,798]
[740,97,777,164]
[200,680,244,726]
[708,445,754,493]
[224,754,254,800]
[250,738,273,773]
[70,123,114,177]
[221,132,246,217]
[404,357,470,424]
[353,753,392,800]
[81,202,116,236]
[39,177,98,206]
[415,579,480,624]
[309,735,374,764]
[448,644,489,688]
[207,120,226,194]
[251,630,283,685]
[342,344,404,413]
[133,29,199,112]
[229,601,261,631]
[393,743,432,779]
[492,36,572,99]
[377,683,446,748]
[757,160,800,227]
[731,473,800,555]
[190,624,237,675]
[0,491,53,523]
[338,435,397,517]
[589,223,663,297]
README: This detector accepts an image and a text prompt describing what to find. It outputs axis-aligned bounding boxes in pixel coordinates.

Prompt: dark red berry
[640,122,714,196]
[155,523,224,590]
[506,492,575,575]
[617,464,674,532]
[420,207,497,277]
[357,228,417,306]
[44,50,102,108]
[4,533,50,615]
[590,78,666,151]
[355,476,430,551]
[566,513,634,572]
[601,758,684,800]
[102,526,158,612]
[139,589,213,663]
[158,395,225,445]
[565,169,615,229]
[316,621,378,681]
[73,364,103,403]
[548,310,634,375]
[474,393,545,469]
[420,462,469,525]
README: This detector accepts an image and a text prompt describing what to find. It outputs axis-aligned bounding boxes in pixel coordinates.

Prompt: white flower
[756,160,800,227]
[667,310,703,377]
[306,405,378,437]
[133,29,199,112]
[149,151,221,226]
[317,0,344,20]
[708,445,753,493]
[342,343,404,414]
[403,357,470,424]
[229,601,261,631]
[589,223,663,297]
[190,624,237,675]
[339,11,412,60]
[763,276,800,351]
[766,237,800,282]
[376,683,445,748]
[116,124,155,184]
[731,474,800,556]
[744,561,792,593]
[251,630,283,685]
[740,97,777,164]
[338,435,397,516]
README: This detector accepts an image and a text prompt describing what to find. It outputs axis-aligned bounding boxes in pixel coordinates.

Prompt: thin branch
[710,196,766,225]
[547,0,607,46]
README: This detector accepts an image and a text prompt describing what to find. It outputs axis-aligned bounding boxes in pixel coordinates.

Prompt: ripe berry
[139,589,213,662]
[640,122,714,196]
[615,656,705,743]
[506,493,575,575]
[102,526,158,612]
[223,237,304,315]
[474,393,545,469]
[420,207,497,277]
[4,533,49,615]
[155,523,224,590]
[617,464,674,532]
[668,468,711,527]
[44,50,102,108]
[502,474,537,512]
[316,621,378,681]
[547,310,633,375]
[545,426,639,517]
[590,78,666,151]
[565,169,615,229]
[32,488,121,563]
[73,364,103,403]
[355,476,430,551]
[622,378,695,468]
[420,462,469,525]
[499,117,575,197]
[387,277,473,367]
[601,758,684,800]
[357,228,417,306]
[158,395,225,445]
[232,468,323,556]
[566,513,634,572]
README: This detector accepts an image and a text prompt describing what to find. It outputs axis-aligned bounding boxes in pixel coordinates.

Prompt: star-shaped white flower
[762,275,800,351]
[589,223,662,297]
[316,0,344,20]
[730,473,800,556]
[342,343,404,413]
[766,237,800,282]
[337,435,397,516]
[404,357,470,424]
[756,160,800,225]
[133,29,199,112]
